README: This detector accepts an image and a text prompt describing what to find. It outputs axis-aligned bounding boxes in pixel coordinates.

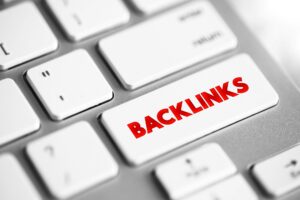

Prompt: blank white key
[131,0,187,14]
[46,0,130,41]
[99,1,237,89]
[0,154,40,200]
[155,143,236,200]
[184,175,258,200]
[252,144,300,197]
[0,0,16,5]
[27,122,118,199]
[101,54,279,165]
[0,2,58,71]
[26,49,113,121]
[0,79,40,146]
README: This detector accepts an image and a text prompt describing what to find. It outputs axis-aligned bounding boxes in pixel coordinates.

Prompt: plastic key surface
[27,122,118,199]
[0,2,58,70]
[252,144,300,197]
[27,49,113,121]
[46,0,130,41]
[101,54,279,165]
[131,0,188,14]
[99,1,237,89]
[0,79,40,146]
[183,175,258,200]
[0,154,40,200]
[155,143,236,200]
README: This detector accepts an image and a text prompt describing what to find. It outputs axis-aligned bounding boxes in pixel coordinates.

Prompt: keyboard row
[0,51,290,199]
[2,124,300,200]
[0,53,278,154]
[1,1,236,90]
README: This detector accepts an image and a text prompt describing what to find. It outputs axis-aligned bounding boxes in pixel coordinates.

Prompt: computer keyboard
[0,0,300,200]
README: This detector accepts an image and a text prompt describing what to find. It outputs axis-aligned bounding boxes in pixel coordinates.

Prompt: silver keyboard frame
[1,0,300,199]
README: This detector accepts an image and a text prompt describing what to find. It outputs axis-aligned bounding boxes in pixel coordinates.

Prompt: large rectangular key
[99,1,237,89]
[101,54,279,165]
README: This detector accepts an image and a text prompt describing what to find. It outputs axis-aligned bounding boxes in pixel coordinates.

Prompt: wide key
[99,1,237,89]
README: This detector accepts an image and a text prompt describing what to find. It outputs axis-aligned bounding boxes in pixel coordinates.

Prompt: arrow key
[252,144,300,197]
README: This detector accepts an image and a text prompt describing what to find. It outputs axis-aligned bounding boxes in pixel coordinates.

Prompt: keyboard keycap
[0,154,40,200]
[131,0,187,14]
[27,122,118,199]
[46,0,130,41]
[0,79,40,146]
[252,144,300,197]
[99,1,237,89]
[155,143,236,200]
[101,54,279,165]
[26,49,113,121]
[0,0,16,5]
[184,175,258,200]
[0,2,58,71]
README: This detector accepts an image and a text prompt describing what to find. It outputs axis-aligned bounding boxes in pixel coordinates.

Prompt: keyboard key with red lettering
[101,54,279,165]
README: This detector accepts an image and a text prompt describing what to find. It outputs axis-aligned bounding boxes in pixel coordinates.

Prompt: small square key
[0,2,58,71]
[0,79,40,146]
[46,0,130,41]
[0,154,40,200]
[27,122,118,199]
[26,49,113,120]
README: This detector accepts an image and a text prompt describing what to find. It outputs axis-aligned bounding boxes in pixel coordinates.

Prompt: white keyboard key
[99,1,237,89]
[184,175,258,200]
[27,49,113,121]
[0,0,16,5]
[155,143,236,200]
[101,54,279,165]
[252,144,300,196]
[0,2,58,71]
[131,0,187,14]
[0,154,40,200]
[27,122,118,199]
[46,0,130,41]
[0,79,40,146]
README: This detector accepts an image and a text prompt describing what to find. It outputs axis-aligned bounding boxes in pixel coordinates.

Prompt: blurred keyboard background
[227,0,300,90]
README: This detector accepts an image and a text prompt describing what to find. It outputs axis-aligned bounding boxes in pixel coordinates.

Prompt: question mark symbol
[44,145,55,157]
